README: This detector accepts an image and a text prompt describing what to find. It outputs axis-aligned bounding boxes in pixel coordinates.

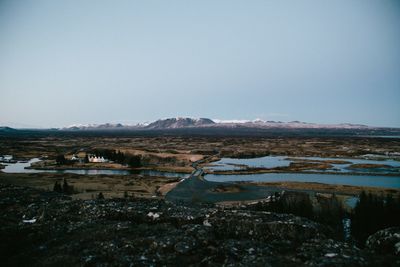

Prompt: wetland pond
[1,158,188,178]
[204,173,400,189]
[204,156,400,188]
[206,155,400,174]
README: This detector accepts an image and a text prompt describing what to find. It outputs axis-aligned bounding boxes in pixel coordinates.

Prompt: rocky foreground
[0,184,399,266]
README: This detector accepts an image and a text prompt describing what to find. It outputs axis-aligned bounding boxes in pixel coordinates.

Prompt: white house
[88,155,108,163]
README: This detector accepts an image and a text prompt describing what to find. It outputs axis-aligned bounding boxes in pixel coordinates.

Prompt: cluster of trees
[250,192,346,239]
[91,149,142,168]
[53,179,74,195]
[55,149,142,168]
[94,192,131,200]
[251,190,400,244]
[264,192,314,218]
[55,155,74,165]
[351,192,400,245]
[314,194,346,236]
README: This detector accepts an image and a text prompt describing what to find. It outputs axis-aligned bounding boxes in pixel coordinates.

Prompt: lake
[204,173,400,189]
[206,156,400,174]
[1,158,188,178]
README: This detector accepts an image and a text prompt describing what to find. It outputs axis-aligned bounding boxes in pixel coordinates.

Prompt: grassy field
[0,172,179,200]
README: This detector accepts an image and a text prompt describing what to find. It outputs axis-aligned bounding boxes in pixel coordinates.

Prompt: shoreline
[18,166,400,177]
[206,169,400,177]
[246,180,400,195]
[25,165,193,174]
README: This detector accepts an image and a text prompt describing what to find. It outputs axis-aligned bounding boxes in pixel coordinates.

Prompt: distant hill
[212,120,370,130]
[0,126,17,132]
[60,123,143,131]
[145,118,215,129]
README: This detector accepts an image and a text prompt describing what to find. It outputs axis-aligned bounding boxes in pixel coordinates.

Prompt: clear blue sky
[1,0,399,128]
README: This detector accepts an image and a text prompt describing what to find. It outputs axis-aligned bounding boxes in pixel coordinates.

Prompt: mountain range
[2,118,400,137]
[3,117,398,132]
[58,117,373,131]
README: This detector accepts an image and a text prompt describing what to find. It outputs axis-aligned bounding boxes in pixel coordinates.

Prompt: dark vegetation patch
[211,184,245,193]
[351,192,400,246]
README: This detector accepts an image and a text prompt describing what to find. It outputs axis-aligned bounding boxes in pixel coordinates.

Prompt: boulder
[366,227,400,256]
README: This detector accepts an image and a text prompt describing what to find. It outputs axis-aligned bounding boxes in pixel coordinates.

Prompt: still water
[206,156,400,174]
[2,158,188,178]
[204,173,400,189]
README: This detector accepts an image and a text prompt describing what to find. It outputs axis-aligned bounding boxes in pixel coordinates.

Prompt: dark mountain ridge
[2,118,399,137]
[145,117,215,129]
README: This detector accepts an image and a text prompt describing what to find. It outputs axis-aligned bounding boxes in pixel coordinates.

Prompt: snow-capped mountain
[62,123,140,131]
[145,117,215,129]
[211,119,369,129]
[60,117,373,131]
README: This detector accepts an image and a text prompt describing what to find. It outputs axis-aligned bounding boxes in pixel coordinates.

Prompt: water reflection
[2,158,188,178]
[205,173,400,188]
[206,156,400,174]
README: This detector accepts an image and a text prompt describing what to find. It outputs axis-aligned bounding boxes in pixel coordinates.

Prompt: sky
[0,0,399,128]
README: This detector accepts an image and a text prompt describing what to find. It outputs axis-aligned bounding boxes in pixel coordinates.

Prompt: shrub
[351,192,400,245]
